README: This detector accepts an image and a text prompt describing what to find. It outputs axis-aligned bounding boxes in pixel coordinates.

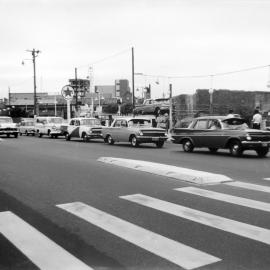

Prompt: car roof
[71,117,97,120]
[195,115,245,122]
[114,117,152,121]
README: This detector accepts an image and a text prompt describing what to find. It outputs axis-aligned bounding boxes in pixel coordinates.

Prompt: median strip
[97,157,232,185]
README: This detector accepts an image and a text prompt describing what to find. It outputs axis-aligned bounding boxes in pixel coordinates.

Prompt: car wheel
[26,131,29,136]
[229,141,243,157]
[156,141,164,148]
[82,133,89,142]
[50,134,55,138]
[209,147,218,153]
[107,135,114,145]
[131,136,139,147]
[182,139,194,152]
[256,147,269,157]
[65,133,71,141]
[14,133,18,138]
[39,133,43,138]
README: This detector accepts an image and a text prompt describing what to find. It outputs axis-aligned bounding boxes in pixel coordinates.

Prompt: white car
[35,116,64,138]
[0,116,19,138]
[65,117,103,141]
[19,119,35,136]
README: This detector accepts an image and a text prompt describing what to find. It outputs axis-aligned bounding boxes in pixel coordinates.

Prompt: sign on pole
[61,85,74,121]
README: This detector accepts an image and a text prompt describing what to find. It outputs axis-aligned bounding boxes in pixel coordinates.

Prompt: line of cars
[15,116,168,148]
[2,115,270,157]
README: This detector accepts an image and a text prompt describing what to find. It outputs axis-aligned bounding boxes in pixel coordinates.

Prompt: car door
[119,120,129,142]
[111,120,122,141]
[190,119,209,147]
[206,119,224,148]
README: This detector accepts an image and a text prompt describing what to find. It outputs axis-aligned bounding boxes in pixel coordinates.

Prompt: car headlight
[52,125,56,130]
[138,131,143,136]
[246,134,252,140]
[88,128,92,134]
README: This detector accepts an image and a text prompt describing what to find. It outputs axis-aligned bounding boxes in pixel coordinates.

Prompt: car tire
[156,141,164,148]
[82,133,89,142]
[107,135,114,145]
[182,139,194,152]
[209,147,218,153]
[14,133,18,138]
[229,141,243,157]
[26,131,29,136]
[131,136,139,147]
[256,147,269,157]
[65,133,71,141]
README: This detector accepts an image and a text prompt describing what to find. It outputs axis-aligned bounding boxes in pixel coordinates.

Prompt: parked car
[65,117,103,141]
[34,116,64,138]
[133,98,170,115]
[102,117,168,148]
[0,116,19,138]
[171,116,270,157]
[19,118,35,136]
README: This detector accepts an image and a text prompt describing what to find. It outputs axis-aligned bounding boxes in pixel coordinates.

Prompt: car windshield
[0,118,12,123]
[221,118,248,130]
[128,119,151,127]
[48,118,63,124]
[81,119,101,126]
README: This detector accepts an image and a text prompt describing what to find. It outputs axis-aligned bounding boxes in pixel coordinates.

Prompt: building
[115,79,132,103]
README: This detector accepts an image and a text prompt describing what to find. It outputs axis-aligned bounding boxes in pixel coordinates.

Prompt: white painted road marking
[0,211,92,270]
[98,157,232,185]
[225,181,270,193]
[57,202,221,270]
[120,194,270,245]
[175,187,270,212]
[263,178,270,181]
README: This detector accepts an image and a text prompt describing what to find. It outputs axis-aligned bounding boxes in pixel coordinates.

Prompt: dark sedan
[171,116,270,157]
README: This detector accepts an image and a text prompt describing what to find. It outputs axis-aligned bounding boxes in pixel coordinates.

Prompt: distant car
[35,116,64,138]
[171,116,270,157]
[19,119,35,136]
[102,117,168,148]
[0,116,19,138]
[65,117,103,141]
[133,98,170,115]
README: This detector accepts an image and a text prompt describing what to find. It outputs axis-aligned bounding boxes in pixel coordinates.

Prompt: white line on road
[224,181,270,193]
[0,211,92,270]
[263,178,270,181]
[98,157,232,185]
[120,194,270,245]
[175,187,270,212]
[57,202,221,270]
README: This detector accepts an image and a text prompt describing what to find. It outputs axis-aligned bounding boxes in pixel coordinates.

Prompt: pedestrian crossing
[1,180,270,269]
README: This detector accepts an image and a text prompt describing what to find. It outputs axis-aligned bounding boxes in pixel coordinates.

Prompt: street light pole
[26,49,40,116]
[132,47,135,109]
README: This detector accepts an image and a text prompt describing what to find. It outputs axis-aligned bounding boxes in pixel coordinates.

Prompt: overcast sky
[1,0,270,99]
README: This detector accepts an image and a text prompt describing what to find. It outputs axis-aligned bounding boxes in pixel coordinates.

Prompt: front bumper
[136,136,168,143]
[86,133,103,139]
[242,141,270,148]
[0,129,19,134]
[50,130,63,135]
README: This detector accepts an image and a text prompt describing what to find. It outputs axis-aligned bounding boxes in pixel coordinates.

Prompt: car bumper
[50,130,63,135]
[87,134,103,139]
[136,136,168,143]
[242,141,270,148]
[0,130,19,134]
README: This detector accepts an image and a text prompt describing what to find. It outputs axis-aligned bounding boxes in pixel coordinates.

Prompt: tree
[120,103,133,115]
[102,103,119,114]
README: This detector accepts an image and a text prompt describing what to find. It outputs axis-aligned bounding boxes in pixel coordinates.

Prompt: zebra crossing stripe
[57,202,221,270]
[0,211,92,270]
[225,181,270,193]
[120,194,270,245]
[175,187,270,212]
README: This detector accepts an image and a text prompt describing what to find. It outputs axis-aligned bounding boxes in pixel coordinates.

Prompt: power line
[77,47,131,69]
[136,64,270,79]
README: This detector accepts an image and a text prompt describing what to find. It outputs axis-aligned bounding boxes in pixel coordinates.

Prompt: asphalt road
[0,135,270,270]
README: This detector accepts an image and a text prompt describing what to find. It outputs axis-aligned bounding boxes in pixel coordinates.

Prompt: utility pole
[26,49,40,116]
[75,67,78,115]
[132,47,135,109]
[169,83,173,131]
